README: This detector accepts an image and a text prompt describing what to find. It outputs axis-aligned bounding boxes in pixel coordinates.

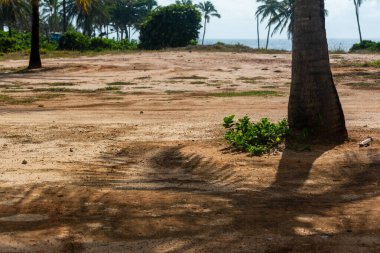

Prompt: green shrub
[0,36,18,53]
[139,4,202,50]
[223,115,289,156]
[90,37,116,50]
[58,31,90,51]
[0,31,30,53]
[118,39,138,50]
[350,40,380,52]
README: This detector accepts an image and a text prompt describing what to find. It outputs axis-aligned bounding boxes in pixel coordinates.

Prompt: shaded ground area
[0,51,379,252]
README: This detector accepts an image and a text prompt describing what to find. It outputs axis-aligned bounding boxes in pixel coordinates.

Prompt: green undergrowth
[223,115,289,156]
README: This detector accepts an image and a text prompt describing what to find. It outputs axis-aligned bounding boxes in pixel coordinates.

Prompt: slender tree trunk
[63,0,67,32]
[256,15,260,49]
[202,17,207,45]
[289,0,347,142]
[8,25,12,37]
[0,21,4,32]
[265,15,272,50]
[29,0,42,69]
[353,0,363,43]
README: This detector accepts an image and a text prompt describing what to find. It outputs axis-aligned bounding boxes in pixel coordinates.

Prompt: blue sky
[158,0,380,40]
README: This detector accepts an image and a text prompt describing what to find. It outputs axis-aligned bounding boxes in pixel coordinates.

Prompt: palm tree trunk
[28,0,42,69]
[202,17,207,45]
[289,0,347,142]
[353,0,363,43]
[265,15,272,50]
[256,15,260,49]
[63,0,67,32]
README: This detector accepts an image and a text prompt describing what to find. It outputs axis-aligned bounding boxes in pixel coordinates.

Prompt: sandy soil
[0,51,379,253]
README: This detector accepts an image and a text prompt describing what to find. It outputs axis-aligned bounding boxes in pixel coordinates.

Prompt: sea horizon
[204,38,380,52]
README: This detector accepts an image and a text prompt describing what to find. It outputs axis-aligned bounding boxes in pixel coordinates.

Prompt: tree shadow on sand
[0,142,379,252]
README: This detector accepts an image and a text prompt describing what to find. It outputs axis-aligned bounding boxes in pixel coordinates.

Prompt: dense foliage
[223,115,289,156]
[350,40,380,52]
[57,31,138,51]
[139,4,202,49]
[58,31,91,51]
[0,31,30,53]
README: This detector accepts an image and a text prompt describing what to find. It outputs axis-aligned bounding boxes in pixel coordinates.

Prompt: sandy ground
[0,51,379,253]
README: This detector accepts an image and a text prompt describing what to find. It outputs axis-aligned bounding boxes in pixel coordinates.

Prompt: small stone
[140,111,144,114]
[70,148,74,152]
[22,160,28,165]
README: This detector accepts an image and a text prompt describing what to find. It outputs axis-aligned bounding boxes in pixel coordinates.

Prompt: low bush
[90,37,116,50]
[350,40,380,52]
[0,31,30,53]
[58,31,91,51]
[223,115,289,156]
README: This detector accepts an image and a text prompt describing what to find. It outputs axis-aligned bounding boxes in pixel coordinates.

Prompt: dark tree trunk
[63,0,67,32]
[256,15,260,49]
[289,0,347,142]
[265,15,272,50]
[28,0,42,69]
[353,0,363,43]
[201,17,207,45]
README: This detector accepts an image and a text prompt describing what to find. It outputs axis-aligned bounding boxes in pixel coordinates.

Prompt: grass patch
[209,90,282,97]
[32,86,121,93]
[360,60,380,68]
[135,76,151,80]
[344,82,379,89]
[190,81,207,85]
[133,86,152,89]
[0,93,63,105]
[165,90,189,94]
[46,82,77,86]
[169,75,208,80]
[107,81,135,86]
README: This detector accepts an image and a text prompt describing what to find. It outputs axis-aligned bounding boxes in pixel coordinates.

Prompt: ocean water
[204,38,378,52]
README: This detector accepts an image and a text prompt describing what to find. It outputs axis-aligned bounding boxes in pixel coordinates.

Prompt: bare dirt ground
[0,51,379,253]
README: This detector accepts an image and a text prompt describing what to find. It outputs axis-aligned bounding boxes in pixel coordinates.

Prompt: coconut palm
[0,0,30,36]
[289,0,347,141]
[353,0,365,43]
[256,0,281,50]
[268,0,294,38]
[175,0,193,5]
[197,1,221,45]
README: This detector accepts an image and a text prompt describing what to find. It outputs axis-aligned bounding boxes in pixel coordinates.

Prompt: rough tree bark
[289,0,347,142]
[28,0,42,69]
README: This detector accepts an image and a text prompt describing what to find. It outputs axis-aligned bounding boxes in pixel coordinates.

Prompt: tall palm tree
[353,0,364,43]
[256,0,280,50]
[268,0,294,38]
[290,0,347,142]
[197,1,221,45]
[0,0,30,36]
[175,0,193,5]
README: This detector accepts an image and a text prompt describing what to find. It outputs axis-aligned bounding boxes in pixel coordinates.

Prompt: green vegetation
[107,82,136,86]
[210,90,282,97]
[0,93,64,105]
[139,4,202,49]
[350,40,380,52]
[58,31,138,51]
[223,115,289,155]
[360,60,380,68]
